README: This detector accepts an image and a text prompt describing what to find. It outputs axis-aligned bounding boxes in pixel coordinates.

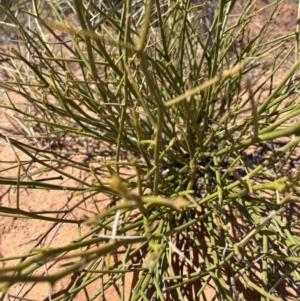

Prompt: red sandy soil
[0,1,299,300]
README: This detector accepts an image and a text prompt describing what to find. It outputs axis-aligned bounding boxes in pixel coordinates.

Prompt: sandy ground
[0,1,300,300]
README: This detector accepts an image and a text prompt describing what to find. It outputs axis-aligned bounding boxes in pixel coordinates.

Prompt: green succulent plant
[0,0,300,300]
